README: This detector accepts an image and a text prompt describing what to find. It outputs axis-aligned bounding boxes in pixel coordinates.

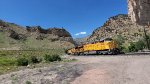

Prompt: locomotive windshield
[104,38,113,41]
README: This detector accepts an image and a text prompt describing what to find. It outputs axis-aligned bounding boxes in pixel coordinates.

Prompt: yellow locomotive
[67,38,120,55]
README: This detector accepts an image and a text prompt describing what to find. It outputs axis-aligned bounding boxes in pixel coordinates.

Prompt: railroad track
[69,52,150,57]
[125,52,150,55]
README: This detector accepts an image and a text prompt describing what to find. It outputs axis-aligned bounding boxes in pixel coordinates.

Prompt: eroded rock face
[128,0,150,25]
[26,26,71,37]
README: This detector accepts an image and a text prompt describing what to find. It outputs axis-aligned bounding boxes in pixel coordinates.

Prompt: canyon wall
[128,0,150,25]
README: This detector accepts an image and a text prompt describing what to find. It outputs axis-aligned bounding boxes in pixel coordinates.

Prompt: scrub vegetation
[0,49,69,75]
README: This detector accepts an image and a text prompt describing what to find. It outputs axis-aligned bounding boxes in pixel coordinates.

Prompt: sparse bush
[26,81,32,84]
[127,40,146,52]
[122,47,129,53]
[143,34,150,49]
[17,57,28,66]
[128,42,137,52]
[44,54,61,62]
[30,56,40,64]
[120,46,129,53]
[114,35,125,51]
[135,40,145,51]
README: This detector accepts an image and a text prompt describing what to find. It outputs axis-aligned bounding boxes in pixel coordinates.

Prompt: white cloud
[75,32,87,36]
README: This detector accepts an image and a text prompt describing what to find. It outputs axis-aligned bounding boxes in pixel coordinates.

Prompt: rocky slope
[74,36,89,46]
[0,20,74,50]
[88,14,150,44]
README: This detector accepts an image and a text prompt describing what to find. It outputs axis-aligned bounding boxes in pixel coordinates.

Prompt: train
[66,38,121,55]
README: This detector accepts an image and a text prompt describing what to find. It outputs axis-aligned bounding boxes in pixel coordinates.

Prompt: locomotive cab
[104,38,113,41]
[104,38,120,54]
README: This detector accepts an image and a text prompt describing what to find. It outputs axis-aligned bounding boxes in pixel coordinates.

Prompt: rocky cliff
[128,0,150,25]
[0,20,74,50]
[88,14,150,43]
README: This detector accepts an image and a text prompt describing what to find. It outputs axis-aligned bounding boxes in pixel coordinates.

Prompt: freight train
[66,38,120,55]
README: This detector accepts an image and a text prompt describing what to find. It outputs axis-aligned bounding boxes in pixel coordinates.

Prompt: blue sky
[0,0,127,38]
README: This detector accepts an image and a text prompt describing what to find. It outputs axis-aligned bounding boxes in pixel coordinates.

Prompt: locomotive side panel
[66,39,120,55]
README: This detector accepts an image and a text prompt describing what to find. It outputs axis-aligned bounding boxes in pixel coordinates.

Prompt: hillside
[88,14,150,45]
[0,20,74,50]
[74,36,89,46]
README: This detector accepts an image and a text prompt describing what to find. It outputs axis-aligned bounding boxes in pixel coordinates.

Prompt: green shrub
[121,46,129,53]
[128,42,138,52]
[128,40,146,52]
[44,54,61,62]
[26,81,32,84]
[30,56,40,64]
[123,47,129,53]
[0,53,6,56]
[143,34,150,49]
[114,35,125,51]
[17,57,29,66]
[135,40,145,50]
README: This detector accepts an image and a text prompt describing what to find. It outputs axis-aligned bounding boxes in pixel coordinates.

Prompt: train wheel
[112,50,118,55]
[96,51,103,55]
[77,53,80,56]
[108,51,113,55]
[74,53,78,56]
[108,49,118,55]
[80,52,84,55]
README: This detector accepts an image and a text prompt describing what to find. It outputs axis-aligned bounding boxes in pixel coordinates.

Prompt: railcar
[67,38,120,55]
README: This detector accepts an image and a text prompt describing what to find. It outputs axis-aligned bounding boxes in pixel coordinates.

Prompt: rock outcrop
[0,20,74,50]
[26,26,74,43]
[26,26,71,37]
[128,0,150,25]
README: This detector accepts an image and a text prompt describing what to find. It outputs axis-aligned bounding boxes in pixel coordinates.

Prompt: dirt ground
[71,54,150,84]
[1,54,150,84]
